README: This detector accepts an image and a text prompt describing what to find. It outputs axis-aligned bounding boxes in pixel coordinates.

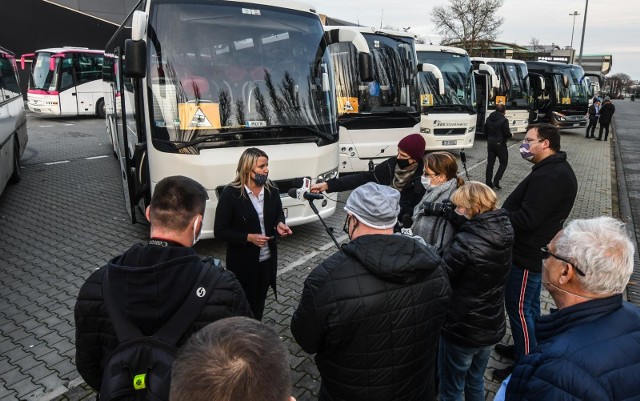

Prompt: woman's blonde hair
[425,151,464,188]
[450,181,497,218]
[230,147,274,196]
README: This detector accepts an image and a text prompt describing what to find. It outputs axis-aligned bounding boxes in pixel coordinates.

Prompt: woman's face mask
[421,175,431,189]
[252,172,268,186]
[519,143,535,162]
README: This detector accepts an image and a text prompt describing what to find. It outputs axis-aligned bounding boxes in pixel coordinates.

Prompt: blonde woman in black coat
[215,148,292,320]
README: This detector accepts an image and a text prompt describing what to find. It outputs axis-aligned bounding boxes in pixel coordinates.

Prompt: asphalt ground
[0,101,636,400]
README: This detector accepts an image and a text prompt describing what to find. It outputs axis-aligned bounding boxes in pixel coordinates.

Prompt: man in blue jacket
[506,216,640,400]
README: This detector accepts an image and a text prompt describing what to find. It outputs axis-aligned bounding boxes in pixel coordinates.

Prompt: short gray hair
[555,217,635,295]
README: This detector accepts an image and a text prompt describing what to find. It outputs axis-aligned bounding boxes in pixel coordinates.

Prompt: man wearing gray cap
[291,182,451,401]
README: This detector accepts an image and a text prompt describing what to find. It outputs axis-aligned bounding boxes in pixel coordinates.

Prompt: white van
[0,46,27,196]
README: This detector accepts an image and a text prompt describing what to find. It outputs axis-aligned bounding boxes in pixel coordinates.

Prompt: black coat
[599,102,615,124]
[441,209,514,347]
[502,152,577,272]
[291,234,451,401]
[484,111,511,146]
[214,184,286,293]
[325,157,425,219]
[74,242,252,391]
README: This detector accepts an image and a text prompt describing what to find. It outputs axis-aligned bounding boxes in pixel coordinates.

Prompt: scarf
[392,162,418,191]
[411,178,459,250]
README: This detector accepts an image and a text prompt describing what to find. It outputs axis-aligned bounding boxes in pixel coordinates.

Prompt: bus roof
[415,44,468,56]
[35,47,104,54]
[526,60,583,72]
[324,25,416,39]
[471,57,526,65]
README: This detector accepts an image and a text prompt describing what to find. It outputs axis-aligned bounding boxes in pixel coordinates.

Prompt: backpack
[99,258,224,400]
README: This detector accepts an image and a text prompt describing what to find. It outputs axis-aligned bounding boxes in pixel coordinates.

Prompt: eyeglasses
[342,215,351,235]
[523,138,544,144]
[540,246,586,276]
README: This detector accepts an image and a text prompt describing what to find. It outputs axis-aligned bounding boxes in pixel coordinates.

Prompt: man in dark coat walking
[596,96,615,141]
[492,124,577,381]
[484,104,513,189]
[74,176,252,392]
[291,183,451,401]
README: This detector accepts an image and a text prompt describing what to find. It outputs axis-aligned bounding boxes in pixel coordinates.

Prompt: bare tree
[530,37,543,53]
[431,0,504,55]
[605,73,632,97]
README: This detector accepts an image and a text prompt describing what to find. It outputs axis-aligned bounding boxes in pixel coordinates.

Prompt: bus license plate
[573,123,580,127]
[442,140,457,146]
[510,127,518,132]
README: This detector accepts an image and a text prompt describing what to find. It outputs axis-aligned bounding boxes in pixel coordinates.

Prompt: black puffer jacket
[325,157,425,219]
[441,209,514,347]
[291,234,451,401]
[484,110,512,145]
[74,242,252,391]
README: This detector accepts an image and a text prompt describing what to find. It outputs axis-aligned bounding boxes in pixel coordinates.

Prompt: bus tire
[96,98,106,119]
[9,137,21,184]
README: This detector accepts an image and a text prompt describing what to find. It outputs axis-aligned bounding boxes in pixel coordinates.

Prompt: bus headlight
[317,168,338,183]
[420,127,431,134]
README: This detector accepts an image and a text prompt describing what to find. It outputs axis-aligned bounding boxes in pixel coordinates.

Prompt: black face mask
[397,158,411,169]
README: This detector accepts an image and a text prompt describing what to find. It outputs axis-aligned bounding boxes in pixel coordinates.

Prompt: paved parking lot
[0,106,631,400]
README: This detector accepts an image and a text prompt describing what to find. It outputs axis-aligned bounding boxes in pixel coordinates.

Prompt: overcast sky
[317,0,640,80]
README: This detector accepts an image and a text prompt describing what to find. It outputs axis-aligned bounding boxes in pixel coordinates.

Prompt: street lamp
[578,0,589,65]
[569,11,580,49]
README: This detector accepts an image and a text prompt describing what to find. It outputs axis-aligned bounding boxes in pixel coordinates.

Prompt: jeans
[438,337,493,401]
[504,264,541,360]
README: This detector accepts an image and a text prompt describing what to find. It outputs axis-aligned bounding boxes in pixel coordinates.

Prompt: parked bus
[416,44,478,151]
[526,61,601,128]
[0,47,27,196]
[472,57,531,135]
[20,47,105,117]
[104,0,373,238]
[326,26,426,173]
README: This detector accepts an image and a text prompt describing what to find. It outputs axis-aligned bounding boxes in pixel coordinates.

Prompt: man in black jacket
[492,124,577,381]
[74,176,252,392]
[291,182,451,401]
[596,96,615,141]
[310,133,426,219]
[484,104,513,189]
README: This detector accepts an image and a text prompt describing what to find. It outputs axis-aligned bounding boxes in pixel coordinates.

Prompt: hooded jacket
[599,101,615,125]
[484,110,512,145]
[506,295,640,400]
[502,151,577,272]
[291,234,451,401]
[441,209,514,347]
[74,242,252,391]
[325,157,425,219]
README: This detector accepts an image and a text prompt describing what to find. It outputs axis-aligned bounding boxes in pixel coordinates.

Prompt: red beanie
[397,134,426,162]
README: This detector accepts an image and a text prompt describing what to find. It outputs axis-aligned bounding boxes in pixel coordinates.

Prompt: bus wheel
[9,137,21,184]
[96,98,106,119]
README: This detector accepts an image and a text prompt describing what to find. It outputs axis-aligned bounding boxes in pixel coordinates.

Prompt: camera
[422,200,455,217]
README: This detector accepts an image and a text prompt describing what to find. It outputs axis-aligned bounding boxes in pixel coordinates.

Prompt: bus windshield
[417,51,475,112]
[30,52,58,91]
[489,61,529,109]
[555,65,590,107]
[147,1,337,151]
[330,32,417,114]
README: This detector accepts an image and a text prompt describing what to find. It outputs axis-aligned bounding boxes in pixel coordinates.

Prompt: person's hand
[310,182,328,193]
[277,222,292,237]
[248,233,271,247]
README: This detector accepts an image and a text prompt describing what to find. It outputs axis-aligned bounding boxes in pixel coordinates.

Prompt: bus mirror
[49,53,64,71]
[131,10,148,41]
[478,64,499,89]
[418,63,445,95]
[358,52,374,82]
[20,53,35,70]
[124,39,147,78]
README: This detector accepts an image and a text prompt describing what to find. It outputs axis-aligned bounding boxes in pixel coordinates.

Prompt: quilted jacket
[506,295,640,401]
[291,234,451,401]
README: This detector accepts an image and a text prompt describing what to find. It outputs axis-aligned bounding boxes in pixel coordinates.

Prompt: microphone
[288,187,324,201]
[400,214,413,236]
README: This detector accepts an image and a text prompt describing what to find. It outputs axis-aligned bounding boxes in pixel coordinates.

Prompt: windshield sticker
[242,8,261,15]
[496,96,506,105]
[421,94,434,107]
[562,97,571,105]
[338,97,358,114]
[178,103,221,130]
[246,121,267,127]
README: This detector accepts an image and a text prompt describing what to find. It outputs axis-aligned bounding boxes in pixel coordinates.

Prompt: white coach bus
[20,47,105,117]
[104,0,373,238]
[0,47,27,196]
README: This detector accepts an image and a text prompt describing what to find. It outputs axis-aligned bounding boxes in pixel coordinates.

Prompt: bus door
[474,73,488,132]
[57,54,79,115]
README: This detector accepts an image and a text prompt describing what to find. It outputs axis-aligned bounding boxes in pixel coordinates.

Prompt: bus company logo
[433,120,465,128]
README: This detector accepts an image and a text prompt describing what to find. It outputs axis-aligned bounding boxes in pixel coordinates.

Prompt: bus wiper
[173,129,268,149]
[279,125,335,142]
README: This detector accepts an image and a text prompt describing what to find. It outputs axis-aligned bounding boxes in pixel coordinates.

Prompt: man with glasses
[492,124,577,381]
[506,217,640,400]
[291,182,450,401]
